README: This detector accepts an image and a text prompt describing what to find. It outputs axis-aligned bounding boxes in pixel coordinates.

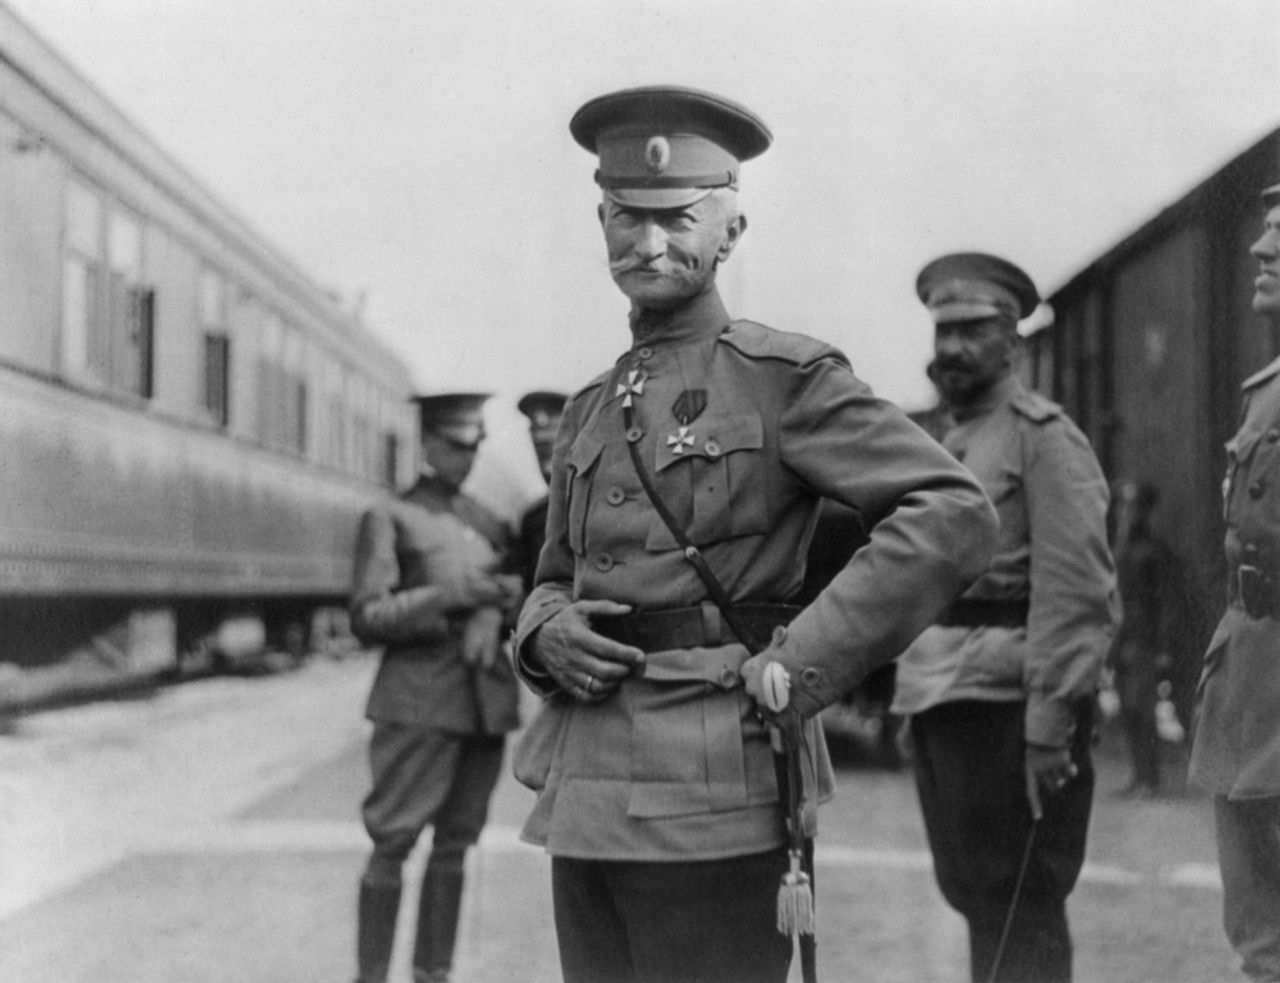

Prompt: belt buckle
[1239,563,1276,620]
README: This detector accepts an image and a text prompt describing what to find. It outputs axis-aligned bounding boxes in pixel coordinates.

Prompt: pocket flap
[568,432,605,473]
[655,413,763,472]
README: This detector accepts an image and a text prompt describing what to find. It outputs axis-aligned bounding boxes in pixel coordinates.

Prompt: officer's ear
[597,202,606,228]
[717,212,747,265]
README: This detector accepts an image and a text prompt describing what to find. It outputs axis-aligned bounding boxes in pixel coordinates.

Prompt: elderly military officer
[892,254,1118,983]
[349,393,523,983]
[511,85,999,983]
[1190,182,1280,982]
[514,390,568,592]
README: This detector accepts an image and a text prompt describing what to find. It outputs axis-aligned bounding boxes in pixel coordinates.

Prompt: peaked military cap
[570,85,772,208]
[1263,182,1280,208]
[517,390,568,442]
[413,392,490,449]
[916,252,1040,324]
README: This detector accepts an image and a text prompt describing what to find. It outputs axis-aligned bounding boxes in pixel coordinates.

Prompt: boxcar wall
[1029,126,1280,719]
[0,5,417,675]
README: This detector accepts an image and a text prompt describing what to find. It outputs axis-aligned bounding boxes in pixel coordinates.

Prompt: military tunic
[352,475,520,734]
[1189,355,1280,983]
[892,375,1117,741]
[1191,355,1280,798]
[514,287,998,861]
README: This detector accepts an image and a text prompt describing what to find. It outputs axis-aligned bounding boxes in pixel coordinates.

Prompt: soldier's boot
[412,863,466,983]
[355,882,402,983]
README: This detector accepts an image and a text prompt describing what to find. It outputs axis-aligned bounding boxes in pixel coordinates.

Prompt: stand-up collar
[628,286,731,350]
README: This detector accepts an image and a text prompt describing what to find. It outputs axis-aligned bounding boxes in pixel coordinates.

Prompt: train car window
[198,269,230,426]
[60,179,102,377]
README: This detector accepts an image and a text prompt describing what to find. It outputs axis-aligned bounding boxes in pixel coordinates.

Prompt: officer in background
[512,85,998,983]
[348,393,523,983]
[1190,181,1280,982]
[892,254,1118,983]
[1108,479,1176,798]
[514,390,568,592]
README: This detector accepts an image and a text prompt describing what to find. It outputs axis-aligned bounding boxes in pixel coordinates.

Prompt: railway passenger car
[0,4,417,681]
[1022,125,1280,720]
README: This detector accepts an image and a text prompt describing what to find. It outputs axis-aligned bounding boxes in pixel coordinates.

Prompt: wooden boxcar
[0,4,417,679]
[1023,126,1280,717]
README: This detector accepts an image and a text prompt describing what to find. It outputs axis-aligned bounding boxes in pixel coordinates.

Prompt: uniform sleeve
[764,355,1000,717]
[513,395,583,694]
[348,507,455,646]
[1022,420,1119,745]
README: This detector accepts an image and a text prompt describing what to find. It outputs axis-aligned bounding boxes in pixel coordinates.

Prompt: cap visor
[606,186,714,209]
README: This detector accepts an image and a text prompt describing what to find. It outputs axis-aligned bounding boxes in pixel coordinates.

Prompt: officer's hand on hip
[532,600,645,703]
[1024,742,1078,821]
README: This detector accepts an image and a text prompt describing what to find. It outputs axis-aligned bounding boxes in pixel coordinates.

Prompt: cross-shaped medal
[667,425,696,455]
[616,370,645,408]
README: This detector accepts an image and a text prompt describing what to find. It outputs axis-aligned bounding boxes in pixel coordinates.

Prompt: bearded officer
[1190,181,1280,982]
[892,254,1118,983]
[514,390,568,592]
[511,85,999,983]
[349,393,523,983]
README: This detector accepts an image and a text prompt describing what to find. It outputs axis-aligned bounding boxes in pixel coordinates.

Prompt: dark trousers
[910,700,1094,983]
[551,847,793,983]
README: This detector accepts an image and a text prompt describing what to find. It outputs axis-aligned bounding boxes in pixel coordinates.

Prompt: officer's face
[1251,203,1280,317]
[932,316,1017,407]
[421,430,480,491]
[599,193,745,310]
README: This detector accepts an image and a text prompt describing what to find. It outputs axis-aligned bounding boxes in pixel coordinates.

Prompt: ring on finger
[585,674,596,693]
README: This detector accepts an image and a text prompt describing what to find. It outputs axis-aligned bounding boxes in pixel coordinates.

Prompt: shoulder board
[568,369,610,403]
[1009,387,1065,424]
[718,320,849,367]
[1242,355,1280,392]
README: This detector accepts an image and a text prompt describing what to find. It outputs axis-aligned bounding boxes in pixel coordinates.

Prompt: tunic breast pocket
[646,413,769,550]
[1225,430,1270,526]
[565,434,605,556]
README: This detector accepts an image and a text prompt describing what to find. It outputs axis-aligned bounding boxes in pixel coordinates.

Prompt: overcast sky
[7,0,1279,497]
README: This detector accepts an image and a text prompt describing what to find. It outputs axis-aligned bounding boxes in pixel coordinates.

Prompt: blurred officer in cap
[1190,182,1280,982]
[510,84,998,983]
[348,392,523,983]
[514,390,568,592]
[893,253,1118,982]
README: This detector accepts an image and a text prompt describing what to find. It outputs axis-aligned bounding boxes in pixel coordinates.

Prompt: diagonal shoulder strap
[622,403,766,655]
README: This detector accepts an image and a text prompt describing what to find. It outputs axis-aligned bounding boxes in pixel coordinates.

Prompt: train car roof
[0,1,412,388]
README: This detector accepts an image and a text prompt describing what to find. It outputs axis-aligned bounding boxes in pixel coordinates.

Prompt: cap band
[926,278,1021,324]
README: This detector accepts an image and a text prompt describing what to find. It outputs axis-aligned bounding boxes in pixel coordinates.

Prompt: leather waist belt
[937,597,1030,629]
[593,603,803,653]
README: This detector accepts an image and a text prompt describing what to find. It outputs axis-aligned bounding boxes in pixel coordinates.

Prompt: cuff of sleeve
[758,624,842,719]
[1025,695,1073,748]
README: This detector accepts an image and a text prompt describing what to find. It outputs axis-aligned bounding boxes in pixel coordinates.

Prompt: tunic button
[704,440,722,458]
[638,347,654,360]
[594,552,615,572]
[800,667,821,687]
[1244,542,1260,559]
[606,487,626,506]
[1269,429,1280,443]
[719,667,739,687]
[626,427,644,443]
[1250,480,1266,499]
